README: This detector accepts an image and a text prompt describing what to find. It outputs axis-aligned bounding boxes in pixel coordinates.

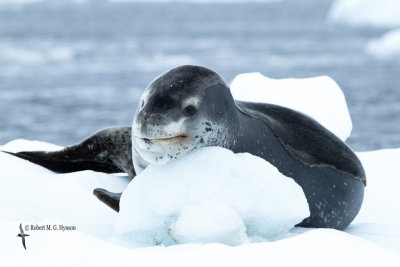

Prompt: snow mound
[171,199,248,245]
[366,29,400,59]
[230,73,352,141]
[115,147,309,246]
[328,0,400,27]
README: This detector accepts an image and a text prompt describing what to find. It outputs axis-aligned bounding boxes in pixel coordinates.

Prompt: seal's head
[132,65,238,170]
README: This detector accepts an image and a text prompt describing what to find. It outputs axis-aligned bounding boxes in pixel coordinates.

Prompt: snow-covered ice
[231,73,352,141]
[1,73,400,266]
[1,142,400,265]
[0,139,130,241]
[328,0,400,28]
[115,147,309,246]
[348,149,400,252]
[366,29,400,59]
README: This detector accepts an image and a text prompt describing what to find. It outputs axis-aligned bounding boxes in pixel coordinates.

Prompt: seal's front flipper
[93,188,121,212]
[2,127,136,178]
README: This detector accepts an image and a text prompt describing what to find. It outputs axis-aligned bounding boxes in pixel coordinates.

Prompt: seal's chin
[132,133,191,165]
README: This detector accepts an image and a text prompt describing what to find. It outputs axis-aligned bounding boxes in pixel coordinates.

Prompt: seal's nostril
[143,112,150,121]
[144,113,163,122]
[143,138,151,144]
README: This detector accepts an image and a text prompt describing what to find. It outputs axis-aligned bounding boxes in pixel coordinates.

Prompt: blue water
[0,0,399,151]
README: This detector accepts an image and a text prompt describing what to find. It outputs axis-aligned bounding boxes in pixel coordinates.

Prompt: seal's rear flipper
[2,127,136,178]
[2,150,122,174]
[93,188,121,212]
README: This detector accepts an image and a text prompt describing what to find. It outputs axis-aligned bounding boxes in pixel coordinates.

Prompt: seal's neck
[228,101,277,154]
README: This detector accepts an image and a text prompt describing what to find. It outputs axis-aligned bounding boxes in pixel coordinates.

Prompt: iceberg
[366,29,400,59]
[0,0,43,6]
[230,73,352,141]
[328,0,400,28]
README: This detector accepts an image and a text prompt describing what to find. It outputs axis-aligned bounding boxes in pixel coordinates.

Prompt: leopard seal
[5,65,366,230]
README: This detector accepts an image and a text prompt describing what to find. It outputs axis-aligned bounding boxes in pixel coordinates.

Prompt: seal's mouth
[135,134,189,144]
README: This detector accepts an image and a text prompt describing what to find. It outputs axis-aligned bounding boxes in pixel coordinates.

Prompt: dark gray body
[6,65,366,230]
[231,101,365,229]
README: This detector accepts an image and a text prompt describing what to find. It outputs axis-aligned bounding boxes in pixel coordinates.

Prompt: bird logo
[17,223,29,250]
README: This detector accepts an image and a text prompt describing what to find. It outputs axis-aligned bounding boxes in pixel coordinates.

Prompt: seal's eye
[140,101,145,109]
[184,105,197,116]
